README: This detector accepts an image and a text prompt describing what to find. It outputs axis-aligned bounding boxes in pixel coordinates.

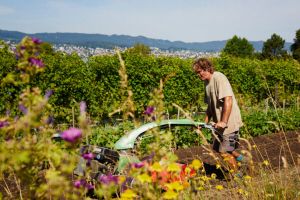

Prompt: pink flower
[99,174,119,185]
[28,57,44,68]
[86,183,94,190]
[74,180,83,188]
[132,162,145,168]
[0,120,9,128]
[32,37,42,44]
[60,128,82,143]
[144,106,155,115]
[73,179,94,190]
[82,153,94,160]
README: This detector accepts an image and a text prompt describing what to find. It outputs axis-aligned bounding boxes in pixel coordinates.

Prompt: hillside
[0,29,292,52]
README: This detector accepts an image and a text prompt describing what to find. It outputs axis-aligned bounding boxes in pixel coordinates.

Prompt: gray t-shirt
[205,71,243,135]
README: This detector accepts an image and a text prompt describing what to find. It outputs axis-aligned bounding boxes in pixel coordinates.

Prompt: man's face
[195,68,212,81]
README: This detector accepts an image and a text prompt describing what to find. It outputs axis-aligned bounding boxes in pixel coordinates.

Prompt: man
[193,58,245,170]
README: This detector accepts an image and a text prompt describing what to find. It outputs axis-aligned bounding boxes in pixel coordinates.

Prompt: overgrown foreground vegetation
[0,37,299,199]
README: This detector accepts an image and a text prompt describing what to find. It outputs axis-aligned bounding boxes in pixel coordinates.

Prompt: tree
[126,43,151,56]
[222,35,254,58]
[291,29,300,62]
[262,33,287,59]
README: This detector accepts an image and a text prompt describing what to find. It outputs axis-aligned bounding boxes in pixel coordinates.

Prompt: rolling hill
[0,29,291,52]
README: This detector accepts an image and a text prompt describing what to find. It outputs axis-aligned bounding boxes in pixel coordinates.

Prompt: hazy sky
[0,0,299,42]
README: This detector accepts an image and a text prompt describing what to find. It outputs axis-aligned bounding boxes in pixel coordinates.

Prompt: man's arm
[215,96,232,129]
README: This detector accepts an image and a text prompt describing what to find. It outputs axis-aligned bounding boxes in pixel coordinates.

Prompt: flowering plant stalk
[0,37,87,199]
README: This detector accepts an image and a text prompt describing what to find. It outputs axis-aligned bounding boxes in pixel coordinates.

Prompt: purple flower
[144,106,155,115]
[28,57,44,68]
[132,162,145,169]
[80,101,86,114]
[44,90,53,100]
[20,45,26,50]
[99,174,119,185]
[73,179,86,188]
[32,37,42,44]
[0,120,9,128]
[86,183,95,190]
[74,180,83,188]
[73,179,94,190]
[15,54,20,60]
[19,104,28,114]
[46,116,54,125]
[82,153,94,160]
[60,128,82,143]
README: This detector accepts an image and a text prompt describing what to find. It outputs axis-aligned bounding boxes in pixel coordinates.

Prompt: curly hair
[193,58,214,74]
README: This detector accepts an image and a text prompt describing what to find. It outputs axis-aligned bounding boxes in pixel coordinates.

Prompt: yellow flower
[151,162,162,172]
[215,185,224,190]
[216,164,221,169]
[165,181,184,191]
[121,189,137,199]
[182,181,190,188]
[199,180,205,186]
[190,159,202,170]
[238,188,249,196]
[223,157,229,161]
[200,176,211,182]
[184,166,191,174]
[263,160,269,166]
[167,163,181,172]
[137,173,152,183]
[197,186,205,191]
[238,188,245,195]
[244,175,252,180]
[252,145,257,148]
[163,190,178,199]
[118,175,126,184]
[211,173,217,179]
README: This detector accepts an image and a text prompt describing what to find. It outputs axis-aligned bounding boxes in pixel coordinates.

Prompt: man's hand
[215,121,227,129]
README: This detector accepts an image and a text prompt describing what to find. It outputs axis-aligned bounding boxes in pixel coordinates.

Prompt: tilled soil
[174,130,300,169]
[1,131,299,198]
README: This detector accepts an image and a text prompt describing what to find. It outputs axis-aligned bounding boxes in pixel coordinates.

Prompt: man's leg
[229,133,248,163]
[220,152,238,171]
[223,150,245,171]
[231,151,241,158]
[213,133,238,170]
[219,132,241,171]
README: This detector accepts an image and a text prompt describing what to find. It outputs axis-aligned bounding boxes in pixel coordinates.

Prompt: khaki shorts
[212,131,239,153]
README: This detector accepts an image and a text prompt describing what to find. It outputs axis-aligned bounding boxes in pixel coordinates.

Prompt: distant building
[4,40,220,61]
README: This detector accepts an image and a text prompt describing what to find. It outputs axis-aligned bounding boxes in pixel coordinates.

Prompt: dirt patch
[175,130,300,169]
